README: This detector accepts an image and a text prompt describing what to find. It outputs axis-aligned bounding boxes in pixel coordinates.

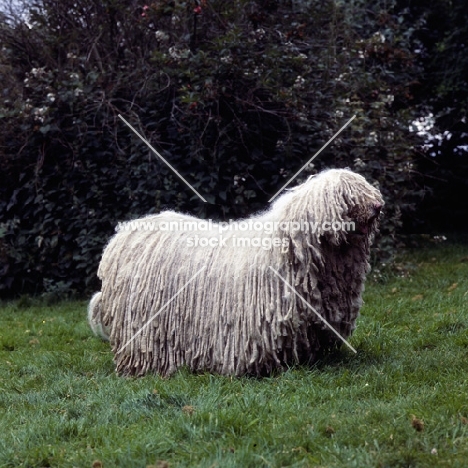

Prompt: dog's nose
[374,203,383,214]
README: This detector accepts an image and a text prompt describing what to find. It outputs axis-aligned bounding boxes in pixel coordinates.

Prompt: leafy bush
[406,0,468,232]
[0,0,424,296]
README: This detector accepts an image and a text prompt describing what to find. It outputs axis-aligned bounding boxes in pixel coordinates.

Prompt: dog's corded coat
[88,169,384,376]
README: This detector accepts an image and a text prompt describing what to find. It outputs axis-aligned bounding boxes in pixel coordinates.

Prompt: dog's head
[280,168,384,246]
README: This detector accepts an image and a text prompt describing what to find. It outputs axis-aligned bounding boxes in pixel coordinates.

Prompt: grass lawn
[1,242,468,468]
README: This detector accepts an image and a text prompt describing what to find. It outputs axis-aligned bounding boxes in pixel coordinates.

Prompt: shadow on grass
[311,341,388,372]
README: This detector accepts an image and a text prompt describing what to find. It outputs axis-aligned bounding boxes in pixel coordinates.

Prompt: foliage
[0,0,424,296]
[1,244,468,466]
[402,0,468,231]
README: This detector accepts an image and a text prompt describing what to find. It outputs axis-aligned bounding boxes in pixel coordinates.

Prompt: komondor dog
[88,168,383,377]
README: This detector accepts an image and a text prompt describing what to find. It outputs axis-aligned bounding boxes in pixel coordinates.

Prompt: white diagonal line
[268,114,356,202]
[269,266,357,353]
[118,114,208,203]
[117,266,206,353]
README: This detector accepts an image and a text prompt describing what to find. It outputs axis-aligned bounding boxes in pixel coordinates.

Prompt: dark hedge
[0,0,425,297]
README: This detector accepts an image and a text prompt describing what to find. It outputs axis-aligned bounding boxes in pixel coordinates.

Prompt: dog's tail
[87,292,110,341]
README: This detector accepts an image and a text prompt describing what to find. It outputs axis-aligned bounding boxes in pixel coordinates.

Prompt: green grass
[1,243,468,468]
